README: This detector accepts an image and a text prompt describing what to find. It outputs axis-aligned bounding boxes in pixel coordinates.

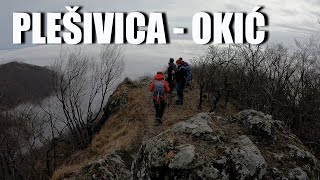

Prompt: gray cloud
[307,0,320,6]
[0,40,206,78]
[274,23,319,34]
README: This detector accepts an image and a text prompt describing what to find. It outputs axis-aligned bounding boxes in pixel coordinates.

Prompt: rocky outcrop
[70,110,320,179]
[228,135,267,179]
[71,150,133,180]
[234,109,285,140]
[131,110,320,179]
[90,82,128,135]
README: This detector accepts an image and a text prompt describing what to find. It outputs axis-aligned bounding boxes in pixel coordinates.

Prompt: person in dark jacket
[166,58,177,93]
[175,58,187,105]
[149,72,170,123]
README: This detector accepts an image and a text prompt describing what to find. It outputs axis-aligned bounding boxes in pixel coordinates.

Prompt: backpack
[153,81,165,103]
[181,62,192,81]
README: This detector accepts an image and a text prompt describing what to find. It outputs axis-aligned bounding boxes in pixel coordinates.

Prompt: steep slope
[52,79,319,179]
[0,61,53,110]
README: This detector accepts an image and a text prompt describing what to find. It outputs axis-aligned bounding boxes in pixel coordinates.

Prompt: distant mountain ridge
[0,61,53,111]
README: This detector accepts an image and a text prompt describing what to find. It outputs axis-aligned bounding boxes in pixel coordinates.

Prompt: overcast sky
[0,0,319,76]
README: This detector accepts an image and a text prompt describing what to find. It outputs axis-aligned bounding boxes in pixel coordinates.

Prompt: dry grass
[51,158,93,180]
[51,80,239,180]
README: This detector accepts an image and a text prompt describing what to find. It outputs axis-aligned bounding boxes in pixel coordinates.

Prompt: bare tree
[193,36,320,156]
[0,104,48,180]
[192,45,237,111]
[51,45,124,147]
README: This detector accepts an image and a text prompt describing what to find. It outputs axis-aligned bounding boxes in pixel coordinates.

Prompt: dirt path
[141,85,202,141]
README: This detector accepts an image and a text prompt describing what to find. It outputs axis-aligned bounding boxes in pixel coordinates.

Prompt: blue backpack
[153,81,165,103]
[153,81,165,96]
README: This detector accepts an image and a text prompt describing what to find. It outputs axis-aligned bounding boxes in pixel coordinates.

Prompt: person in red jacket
[149,72,170,123]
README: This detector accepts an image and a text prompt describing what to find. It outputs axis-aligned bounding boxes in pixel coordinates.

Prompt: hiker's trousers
[168,80,175,93]
[153,100,166,118]
[176,83,185,103]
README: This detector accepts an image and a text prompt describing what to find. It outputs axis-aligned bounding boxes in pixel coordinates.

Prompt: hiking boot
[175,100,183,105]
[156,117,162,124]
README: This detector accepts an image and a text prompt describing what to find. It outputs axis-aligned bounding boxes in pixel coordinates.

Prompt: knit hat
[176,59,183,65]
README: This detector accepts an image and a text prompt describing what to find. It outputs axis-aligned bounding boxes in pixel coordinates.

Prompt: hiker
[175,58,188,105]
[166,58,177,93]
[181,58,193,86]
[149,72,170,123]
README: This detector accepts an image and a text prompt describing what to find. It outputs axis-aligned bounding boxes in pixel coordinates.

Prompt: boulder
[73,150,133,180]
[168,144,195,169]
[170,113,221,142]
[235,109,284,140]
[287,144,317,166]
[288,167,308,180]
[229,135,267,179]
[171,113,213,137]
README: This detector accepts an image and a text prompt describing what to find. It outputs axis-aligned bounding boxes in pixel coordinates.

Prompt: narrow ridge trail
[141,81,208,141]
[142,87,165,141]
